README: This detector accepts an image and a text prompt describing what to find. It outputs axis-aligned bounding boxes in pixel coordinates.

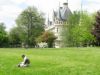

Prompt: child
[18,54,30,67]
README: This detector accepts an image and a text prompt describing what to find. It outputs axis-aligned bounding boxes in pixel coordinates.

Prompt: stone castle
[45,2,71,48]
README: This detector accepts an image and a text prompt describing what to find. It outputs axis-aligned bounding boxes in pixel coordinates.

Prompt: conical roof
[53,2,71,21]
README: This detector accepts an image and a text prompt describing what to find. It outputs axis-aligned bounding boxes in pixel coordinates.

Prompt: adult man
[18,55,30,67]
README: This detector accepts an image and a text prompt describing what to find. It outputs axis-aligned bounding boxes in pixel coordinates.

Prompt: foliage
[8,27,21,47]
[92,11,100,46]
[62,11,81,47]
[62,11,94,47]
[15,6,45,47]
[73,12,95,46]
[36,31,56,48]
[0,23,8,47]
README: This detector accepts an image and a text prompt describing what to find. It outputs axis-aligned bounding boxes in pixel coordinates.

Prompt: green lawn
[0,47,100,75]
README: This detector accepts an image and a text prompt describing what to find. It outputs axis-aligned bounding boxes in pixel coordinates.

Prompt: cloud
[0,0,14,5]
[10,0,26,5]
[0,0,100,31]
[0,0,23,31]
[69,0,81,11]
[0,5,22,18]
[82,0,100,13]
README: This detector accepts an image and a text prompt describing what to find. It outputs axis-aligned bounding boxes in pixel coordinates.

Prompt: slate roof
[53,3,71,21]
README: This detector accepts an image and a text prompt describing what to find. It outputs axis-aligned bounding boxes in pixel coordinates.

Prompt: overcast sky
[0,0,100,31]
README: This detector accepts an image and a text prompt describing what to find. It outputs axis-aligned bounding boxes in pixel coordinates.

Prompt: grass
[0,47,100,75]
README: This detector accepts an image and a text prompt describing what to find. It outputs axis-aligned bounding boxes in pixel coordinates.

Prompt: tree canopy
[15,6,45,47]
[62,11,94,47]
[0,23,8,47]
[92,11,100,46]
[36,31,56,48]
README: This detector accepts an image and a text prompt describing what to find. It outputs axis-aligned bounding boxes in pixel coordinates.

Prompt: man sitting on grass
[18,54,30,67]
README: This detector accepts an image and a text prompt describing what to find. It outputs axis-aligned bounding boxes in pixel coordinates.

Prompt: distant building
[45,2,71,48]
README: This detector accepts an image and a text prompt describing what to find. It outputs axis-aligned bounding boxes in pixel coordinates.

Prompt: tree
[62,11,94,47]
[92,11,100,46]
[77,12,94,46]
[62,11,81,47]
[16,6,45,47]
[36,31,56,48]
[0,23,8,47]
[9,27,21,47]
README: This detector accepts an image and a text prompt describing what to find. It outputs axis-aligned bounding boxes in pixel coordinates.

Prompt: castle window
[57,28,58,33]
[57,21,58,24]
[59,21,61,24]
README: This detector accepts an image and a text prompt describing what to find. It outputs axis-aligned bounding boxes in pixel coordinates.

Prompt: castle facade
[45,2,71,48]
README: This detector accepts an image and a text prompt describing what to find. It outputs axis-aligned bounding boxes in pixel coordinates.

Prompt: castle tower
[45,1,71,48]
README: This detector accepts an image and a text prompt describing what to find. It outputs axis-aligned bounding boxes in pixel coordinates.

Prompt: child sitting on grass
[18,54,30,67]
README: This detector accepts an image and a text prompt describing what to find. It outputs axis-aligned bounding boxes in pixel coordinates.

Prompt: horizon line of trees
[0,6,100,48]
[0,6,56,48]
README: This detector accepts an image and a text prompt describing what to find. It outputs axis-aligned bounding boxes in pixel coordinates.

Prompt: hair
[22,54,25,58]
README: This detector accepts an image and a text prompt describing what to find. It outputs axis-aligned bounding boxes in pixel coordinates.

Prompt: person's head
[22,54,25,58]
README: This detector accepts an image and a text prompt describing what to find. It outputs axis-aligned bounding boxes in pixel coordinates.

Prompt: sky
[0,0,100,31]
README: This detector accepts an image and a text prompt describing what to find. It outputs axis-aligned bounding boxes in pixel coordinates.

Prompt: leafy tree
[62,11,94,47]
[16,6,45,47]
[8,27,21,47]
[0,23,8,47]
[62,11,80,47]
[73,12,94,47]
[92,11,100,46]
[36,31,56,48]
